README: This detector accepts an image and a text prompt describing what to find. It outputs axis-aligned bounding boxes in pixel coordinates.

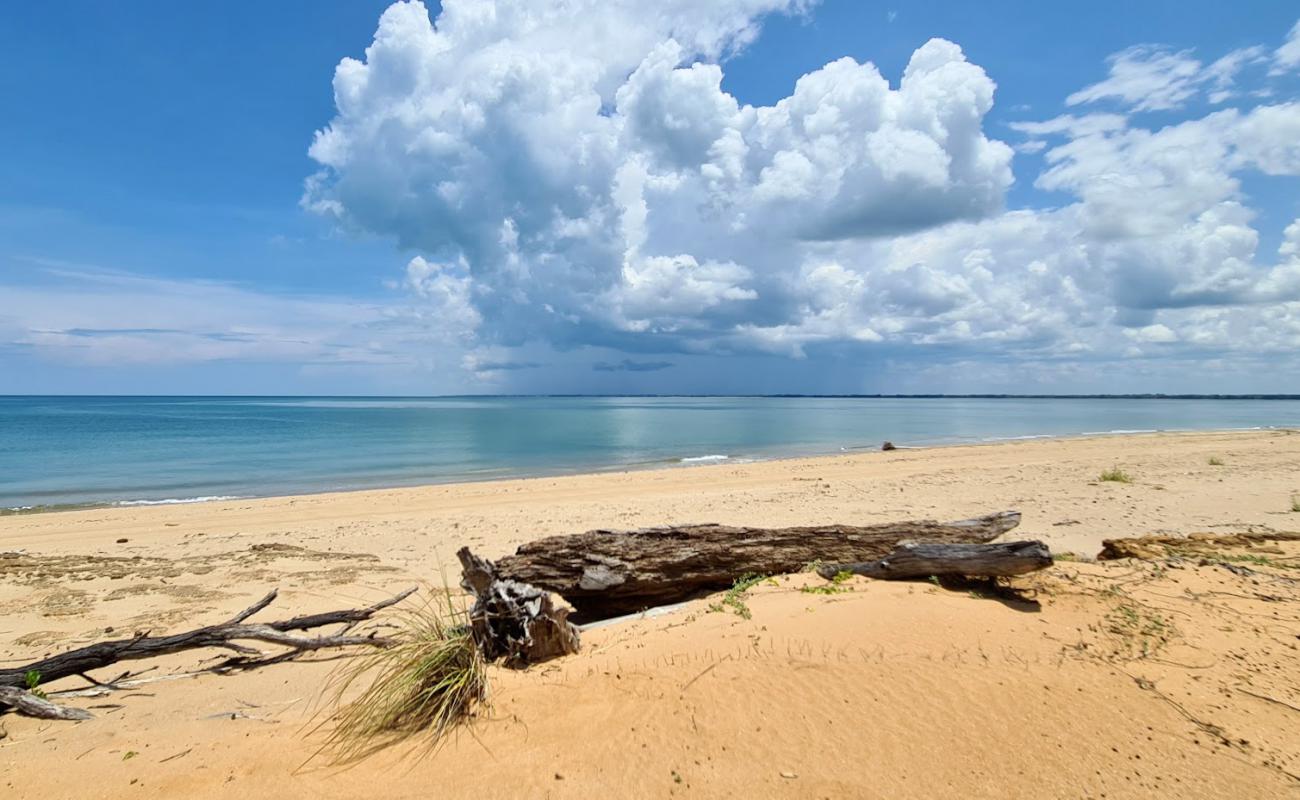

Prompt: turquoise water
[2,396,1298,509]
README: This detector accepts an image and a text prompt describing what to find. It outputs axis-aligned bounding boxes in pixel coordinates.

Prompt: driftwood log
[816,540,1052,581]
[457,548,579,665]
[1097,530,1300,561]
[485,511,1021,617]
[0,586,415,720]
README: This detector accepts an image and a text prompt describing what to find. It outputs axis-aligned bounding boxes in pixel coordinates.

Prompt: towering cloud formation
[305,1,1013,353]
[305,1,1300,385]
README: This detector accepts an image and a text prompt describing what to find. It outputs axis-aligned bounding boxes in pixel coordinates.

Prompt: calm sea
[2,396,1298,510]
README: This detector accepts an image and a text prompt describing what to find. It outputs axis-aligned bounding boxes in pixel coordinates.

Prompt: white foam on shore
[113,495,245,506]
[679,454,729,463]
[982,434,1054,442]
[1080,429,1159,436]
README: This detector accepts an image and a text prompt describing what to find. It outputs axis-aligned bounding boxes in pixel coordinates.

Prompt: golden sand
[2,429,1298,798]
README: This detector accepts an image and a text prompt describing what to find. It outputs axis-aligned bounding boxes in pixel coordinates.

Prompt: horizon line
[4,393,1300,401]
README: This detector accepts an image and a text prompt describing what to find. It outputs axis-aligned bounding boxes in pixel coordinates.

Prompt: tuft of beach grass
[1098,466,1132,483]
[315,589,487,763]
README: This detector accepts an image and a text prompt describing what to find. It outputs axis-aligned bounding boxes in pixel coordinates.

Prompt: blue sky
[3,1,1299,394]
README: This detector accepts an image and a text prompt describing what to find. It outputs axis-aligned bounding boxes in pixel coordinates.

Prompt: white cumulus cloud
[305,0,1013,356]
[298,1,1300,387]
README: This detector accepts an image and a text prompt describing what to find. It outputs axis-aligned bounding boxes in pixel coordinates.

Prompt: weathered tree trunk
[490,511,1020,617]
[816,540,1052,581]
[456,548,580,666]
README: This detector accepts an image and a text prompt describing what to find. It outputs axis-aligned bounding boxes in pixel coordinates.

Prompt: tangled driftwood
[7,510,1048,720]
[0,586,415,720]
[457,548,580,665]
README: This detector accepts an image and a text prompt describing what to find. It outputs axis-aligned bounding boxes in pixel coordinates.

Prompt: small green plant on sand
[1291,494,1300,513]
[1207,456,1224,466]
[23,670,45,699]
[317,590,486,763]
[801,570,854,595]
[707,573,772,619]
[1098,466,1132,483]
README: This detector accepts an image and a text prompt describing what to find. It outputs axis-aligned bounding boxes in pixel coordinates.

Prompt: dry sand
[2,429,1299,798]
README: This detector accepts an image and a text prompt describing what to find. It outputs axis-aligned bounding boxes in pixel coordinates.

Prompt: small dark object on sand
[881,441,897,451]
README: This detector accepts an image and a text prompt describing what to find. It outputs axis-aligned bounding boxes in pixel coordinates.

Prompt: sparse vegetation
[1105,601,1173,659]
[1099,466,1132,483]
[318,594,487,762]
[1216,552,1298,570]
[801,570,854,595]
[1207,456,1224,466]
[707,573,772,619]
[1291,494,1300,513]
[23,670,45,699]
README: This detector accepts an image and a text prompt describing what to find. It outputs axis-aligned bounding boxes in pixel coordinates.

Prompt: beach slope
[2,430,1299,797]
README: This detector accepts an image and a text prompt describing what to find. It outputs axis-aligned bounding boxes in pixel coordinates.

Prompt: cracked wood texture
[493,511,1020,617]
[816,540,1052,581]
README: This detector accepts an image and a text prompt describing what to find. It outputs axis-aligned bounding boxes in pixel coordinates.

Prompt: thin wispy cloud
[593,359,675,373]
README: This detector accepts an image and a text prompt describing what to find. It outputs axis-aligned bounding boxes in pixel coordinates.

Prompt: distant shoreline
[4,426,1291,517]
[4,393,1300,400]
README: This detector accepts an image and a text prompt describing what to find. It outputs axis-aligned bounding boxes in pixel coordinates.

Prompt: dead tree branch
[0,586,416,720]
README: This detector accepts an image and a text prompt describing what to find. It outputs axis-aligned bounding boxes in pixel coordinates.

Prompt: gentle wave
[5,397,1298,510]
[981,434,1054,442]
[113,495,246,506]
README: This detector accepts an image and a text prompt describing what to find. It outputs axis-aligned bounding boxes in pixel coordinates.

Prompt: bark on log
[816,540,1052,581]
[0,586,415,719]
[493,511,1021,617]
[456,548,579,666]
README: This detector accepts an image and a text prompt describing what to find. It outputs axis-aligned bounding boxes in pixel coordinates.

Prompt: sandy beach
[2,429,1299,798]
